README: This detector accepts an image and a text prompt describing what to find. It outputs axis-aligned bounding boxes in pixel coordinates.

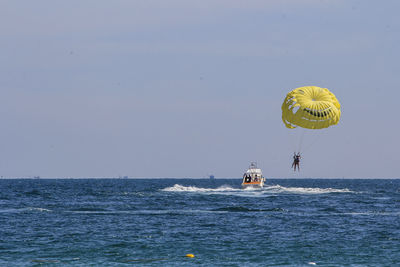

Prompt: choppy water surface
[0,179,399,266]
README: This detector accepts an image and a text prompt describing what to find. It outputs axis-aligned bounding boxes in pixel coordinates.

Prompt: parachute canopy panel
[281,86,341,129]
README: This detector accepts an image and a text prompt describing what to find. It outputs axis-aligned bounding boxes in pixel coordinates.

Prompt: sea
[0,178,399,266]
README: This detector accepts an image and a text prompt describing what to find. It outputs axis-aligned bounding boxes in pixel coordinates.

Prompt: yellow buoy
[186,254,195,258]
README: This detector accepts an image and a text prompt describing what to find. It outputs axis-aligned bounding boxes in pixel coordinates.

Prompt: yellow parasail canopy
[281,86,341,129]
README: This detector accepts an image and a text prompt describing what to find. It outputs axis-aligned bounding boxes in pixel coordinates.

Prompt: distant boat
[241,162,265,188]
[209,175,215,180]
[34,176,40,179]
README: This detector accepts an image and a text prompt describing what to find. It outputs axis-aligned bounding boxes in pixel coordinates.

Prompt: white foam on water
[161,184,267,197]
[161,184,353,196]
[0,208,21,213]
[27,207,52,212]
[264,185,353,194]
[162,184,239,193]
[0,207,52,213]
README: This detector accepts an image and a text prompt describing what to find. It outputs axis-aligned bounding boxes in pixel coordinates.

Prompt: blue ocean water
[0,179,399,266]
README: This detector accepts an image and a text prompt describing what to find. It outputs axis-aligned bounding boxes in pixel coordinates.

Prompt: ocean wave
[66,209,229,215]
[212,206,286,212]
[0,207,52,213]
[70,207,109,212]
[24,189,41,196]
[342,211,400,216]
[67,210,130,214]
[27,207,52,212]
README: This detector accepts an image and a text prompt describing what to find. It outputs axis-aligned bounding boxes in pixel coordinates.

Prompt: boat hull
[241,181,264,188]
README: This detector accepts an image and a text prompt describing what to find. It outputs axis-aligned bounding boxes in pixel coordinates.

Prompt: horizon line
[0,177,399,180]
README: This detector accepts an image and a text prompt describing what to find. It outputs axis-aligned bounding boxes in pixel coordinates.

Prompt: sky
[0,0,399,178]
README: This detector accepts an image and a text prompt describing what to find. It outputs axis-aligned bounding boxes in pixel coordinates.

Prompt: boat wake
[161,184,353,195]
[263,185,353,194]
[162,184,239,193]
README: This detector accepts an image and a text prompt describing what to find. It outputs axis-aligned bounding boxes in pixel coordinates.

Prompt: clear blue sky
[0,0,399,178]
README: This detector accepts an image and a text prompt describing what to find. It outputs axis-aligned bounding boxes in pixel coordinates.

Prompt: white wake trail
[264,185,353,194]
[162,184,238,193]
[162,184,354,195]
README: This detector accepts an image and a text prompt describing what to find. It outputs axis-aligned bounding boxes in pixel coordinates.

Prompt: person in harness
[292,152,301,171]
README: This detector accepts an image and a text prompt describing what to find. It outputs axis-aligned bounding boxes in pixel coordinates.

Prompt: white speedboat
[241,162,265,188]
